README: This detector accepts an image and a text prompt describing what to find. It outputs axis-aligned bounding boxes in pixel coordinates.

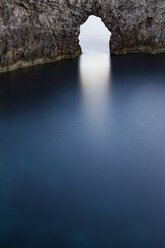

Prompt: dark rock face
[0,0,165,72]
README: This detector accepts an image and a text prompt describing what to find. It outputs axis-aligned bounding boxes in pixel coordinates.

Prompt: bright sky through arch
[79,15,111,54]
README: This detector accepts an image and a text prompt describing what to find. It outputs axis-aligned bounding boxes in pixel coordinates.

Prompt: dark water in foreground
[0,54,165,248]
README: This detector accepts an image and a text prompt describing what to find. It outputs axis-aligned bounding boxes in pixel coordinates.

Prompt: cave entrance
[79,15,111,54]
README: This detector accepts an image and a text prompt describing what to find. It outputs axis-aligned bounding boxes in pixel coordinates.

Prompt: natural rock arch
[0,0,165,72]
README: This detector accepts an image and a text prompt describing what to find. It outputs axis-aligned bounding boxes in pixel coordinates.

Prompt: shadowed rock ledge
[0,0,165,72]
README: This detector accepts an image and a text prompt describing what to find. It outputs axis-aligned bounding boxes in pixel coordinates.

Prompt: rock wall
[0,0,165,72]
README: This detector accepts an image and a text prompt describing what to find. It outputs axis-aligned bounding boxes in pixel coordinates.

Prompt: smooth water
[1,17,165,248]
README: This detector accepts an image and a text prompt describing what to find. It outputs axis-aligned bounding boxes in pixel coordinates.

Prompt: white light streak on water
[79,16,111,130]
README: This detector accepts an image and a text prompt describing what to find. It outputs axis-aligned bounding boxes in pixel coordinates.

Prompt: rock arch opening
[0,0,163,72]
[79,15,111,54]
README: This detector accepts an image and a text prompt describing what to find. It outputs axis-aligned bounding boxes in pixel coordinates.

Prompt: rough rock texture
[0,0,165,72]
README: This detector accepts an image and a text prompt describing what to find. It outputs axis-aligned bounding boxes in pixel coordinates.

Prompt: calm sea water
[1,18,165,248]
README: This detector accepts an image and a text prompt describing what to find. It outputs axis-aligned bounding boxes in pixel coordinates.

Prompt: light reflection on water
[79,52,111,129]
[79,15,111,131]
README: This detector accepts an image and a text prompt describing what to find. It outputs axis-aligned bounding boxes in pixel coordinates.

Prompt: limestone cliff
[0,0,165,72]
